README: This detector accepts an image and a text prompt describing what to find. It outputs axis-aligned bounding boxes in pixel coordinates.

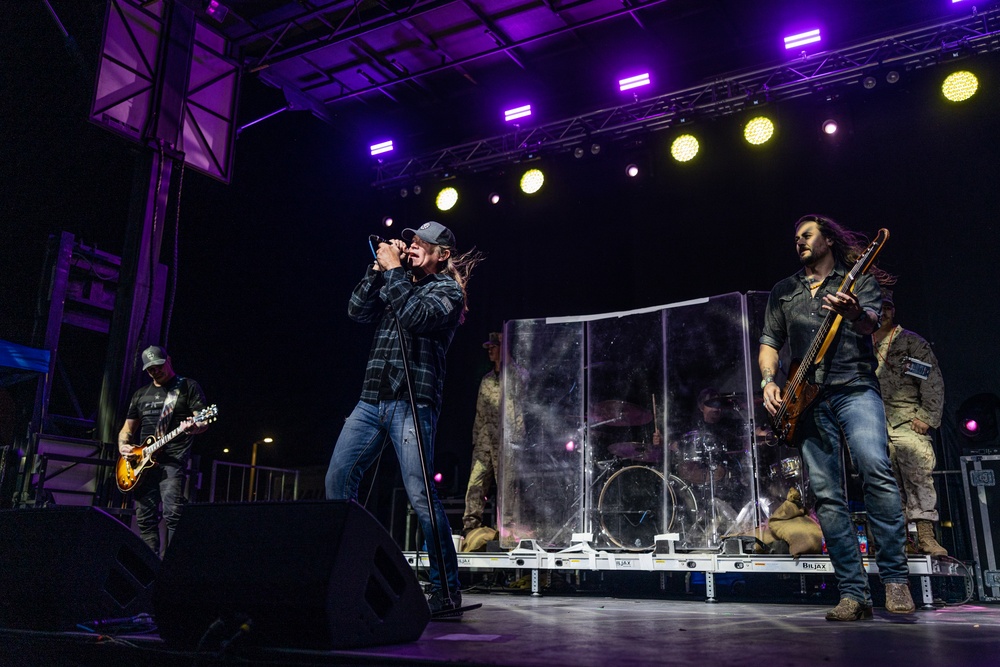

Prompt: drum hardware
[608,441,663,464]
[589,400,653,427]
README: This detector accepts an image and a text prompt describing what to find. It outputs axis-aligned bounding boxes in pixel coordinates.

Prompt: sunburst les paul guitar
[769,229,889,446]
[115,405,218,492]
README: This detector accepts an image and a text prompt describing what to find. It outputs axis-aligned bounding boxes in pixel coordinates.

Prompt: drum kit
[589,398,749,551]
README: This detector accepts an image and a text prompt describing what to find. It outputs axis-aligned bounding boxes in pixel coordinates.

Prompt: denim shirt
[760,263,882,388]
[349,265,464,411]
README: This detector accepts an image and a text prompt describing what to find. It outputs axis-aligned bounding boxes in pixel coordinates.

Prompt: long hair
[436,245,485,324]
[795,214,896,286]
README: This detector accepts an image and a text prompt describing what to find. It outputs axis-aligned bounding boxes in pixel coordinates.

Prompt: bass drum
[598,466,698,551]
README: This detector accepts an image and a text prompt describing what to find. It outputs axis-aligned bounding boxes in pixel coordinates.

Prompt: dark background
[2,2,998,506]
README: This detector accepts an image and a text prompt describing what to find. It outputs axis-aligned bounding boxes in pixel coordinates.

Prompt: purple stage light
[964,419,979,434]
[370,140,393,156]
[565,440,576,452]
[434,472,443,483]
[784,29,821,50]
[504,104,532,122]
[619,73,650,92]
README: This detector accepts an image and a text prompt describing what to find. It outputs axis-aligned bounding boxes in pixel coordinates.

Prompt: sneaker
[427,589,463,614]
[825,598,873,622]
[884,582,916,614]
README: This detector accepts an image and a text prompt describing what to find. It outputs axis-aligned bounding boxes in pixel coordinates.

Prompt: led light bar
[619,73,651,92]
[784,29,821,50]
[370,140,394,156]
[504,105,532,122]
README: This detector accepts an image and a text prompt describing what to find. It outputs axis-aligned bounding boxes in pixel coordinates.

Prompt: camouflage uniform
[875,325,945,522]
[463,370,501,533]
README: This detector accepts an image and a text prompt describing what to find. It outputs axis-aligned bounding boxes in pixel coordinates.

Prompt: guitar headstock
[193,404,219,425]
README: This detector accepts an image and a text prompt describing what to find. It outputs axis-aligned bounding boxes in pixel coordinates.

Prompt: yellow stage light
[942,71,978,102]
[520,168,544,194]
[744,116,775,145]
[435,187,458,211]
[671,134,699,162]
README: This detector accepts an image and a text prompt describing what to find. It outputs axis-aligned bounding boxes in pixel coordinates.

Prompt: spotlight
[412,185,422,195]
[520,168,544,194]
[744,116,775,145]
[821,119,839,135]
[942,70,979,102]
[433,472,443,483]
[625,164,639,178]
[435,186,458,211]
[573,146,585,159]
[399,188,408,198]
[205,0,229,22]
[590,143,602,155]
[488,192,501,205]
[956,393,1000,446]
[885,70,900,84]
[382,216,393,227]
[671,134,699,162]
[862,76,877,90]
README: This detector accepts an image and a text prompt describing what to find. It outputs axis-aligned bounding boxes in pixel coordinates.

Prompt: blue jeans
[326,400,459,596]
[799,383,909,605]
[134,459,187,556]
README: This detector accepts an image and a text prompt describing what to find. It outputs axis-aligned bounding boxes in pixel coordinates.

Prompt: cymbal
[609,441,663,463]
[591,400,653,426]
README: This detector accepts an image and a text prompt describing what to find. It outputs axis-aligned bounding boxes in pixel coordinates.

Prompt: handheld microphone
[369,234,390,245]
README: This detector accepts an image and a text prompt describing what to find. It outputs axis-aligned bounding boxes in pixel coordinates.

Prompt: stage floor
[2,591,997,667]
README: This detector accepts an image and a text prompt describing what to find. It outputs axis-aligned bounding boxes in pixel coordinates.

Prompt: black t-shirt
[126,376,207,461]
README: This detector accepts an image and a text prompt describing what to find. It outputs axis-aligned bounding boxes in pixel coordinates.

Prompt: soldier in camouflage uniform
[873,291,947,556]
[463,333,504,534]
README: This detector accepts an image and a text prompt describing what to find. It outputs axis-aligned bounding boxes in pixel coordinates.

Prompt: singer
[325,220,480,614]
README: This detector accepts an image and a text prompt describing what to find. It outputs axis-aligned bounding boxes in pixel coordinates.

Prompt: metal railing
[209,460,300,503]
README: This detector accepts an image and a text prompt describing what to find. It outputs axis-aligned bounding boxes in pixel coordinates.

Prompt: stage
[1,592,996,667]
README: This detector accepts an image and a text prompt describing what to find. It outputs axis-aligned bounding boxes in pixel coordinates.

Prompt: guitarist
[759,215,914,621]
[118,345,209,556]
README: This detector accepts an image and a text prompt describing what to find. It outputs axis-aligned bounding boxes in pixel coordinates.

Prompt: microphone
[369,234,390,245]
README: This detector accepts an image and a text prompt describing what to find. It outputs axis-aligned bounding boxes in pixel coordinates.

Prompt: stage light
[370,140,393,156]
[956,393,1000,446]
[520,168,544,194]
[671,134,699,162]
[625,164,639,177]
[565,440,576,452]
[619,73,650,92]
[590,143,602,155]
[435,186,458,211]
[399,188,408,198]
[862,76,877,90]
[412,185,422,195]
[382,216,393,227]
[504,104,532,122]
[573,146,585,159]
[822,119,839,135]
[488,192,501,205]
[885,70,900,84]
[942,70,978,102]
[205,0,229,22]
[783,29,821,50]
[744,116,775,145]
[434,472,443,483]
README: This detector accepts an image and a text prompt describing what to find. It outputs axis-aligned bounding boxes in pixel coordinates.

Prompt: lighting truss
[373,7,1000,188]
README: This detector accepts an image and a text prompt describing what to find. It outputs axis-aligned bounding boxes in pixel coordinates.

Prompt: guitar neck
[144,420,192,457]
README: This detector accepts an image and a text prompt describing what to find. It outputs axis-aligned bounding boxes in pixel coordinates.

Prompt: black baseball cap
[401,221,456,248]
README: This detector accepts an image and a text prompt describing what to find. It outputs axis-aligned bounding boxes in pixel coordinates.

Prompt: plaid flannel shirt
[349,265,464,411]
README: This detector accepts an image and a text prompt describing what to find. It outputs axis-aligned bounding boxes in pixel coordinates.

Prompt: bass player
[118,345,209,557]
[759,214,914,621]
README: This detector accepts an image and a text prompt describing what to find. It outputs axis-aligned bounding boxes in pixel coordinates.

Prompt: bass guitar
[116,405,218,492]
[770,229,889,446]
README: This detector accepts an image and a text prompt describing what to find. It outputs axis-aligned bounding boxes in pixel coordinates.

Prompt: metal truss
[373,7,1000,188]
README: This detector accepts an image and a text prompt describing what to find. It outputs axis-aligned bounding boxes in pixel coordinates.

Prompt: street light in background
[248,437,274,501]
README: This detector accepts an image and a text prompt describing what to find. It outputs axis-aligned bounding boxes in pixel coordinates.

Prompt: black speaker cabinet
[152,500,430,650]
[961,455,1000,602]
[0,507,159,631]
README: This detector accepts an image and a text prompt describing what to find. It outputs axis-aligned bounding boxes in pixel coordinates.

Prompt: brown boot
[825,598,873,621]
[884,582,916,614]
[915,520,948,557]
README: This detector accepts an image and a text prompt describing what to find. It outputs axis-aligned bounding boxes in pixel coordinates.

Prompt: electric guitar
[115,405,218,492]
[770,229,889,446]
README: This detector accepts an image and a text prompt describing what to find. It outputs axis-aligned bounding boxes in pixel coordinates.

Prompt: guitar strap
[154,377,184,440]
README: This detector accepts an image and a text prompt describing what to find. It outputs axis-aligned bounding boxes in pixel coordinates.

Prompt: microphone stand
[371,240,455,611]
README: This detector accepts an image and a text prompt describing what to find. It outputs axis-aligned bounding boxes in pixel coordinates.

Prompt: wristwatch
[760,376,775,389]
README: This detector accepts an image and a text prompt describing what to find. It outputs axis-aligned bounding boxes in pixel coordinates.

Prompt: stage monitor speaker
[152,500,430,650]
[0,507,159,631]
